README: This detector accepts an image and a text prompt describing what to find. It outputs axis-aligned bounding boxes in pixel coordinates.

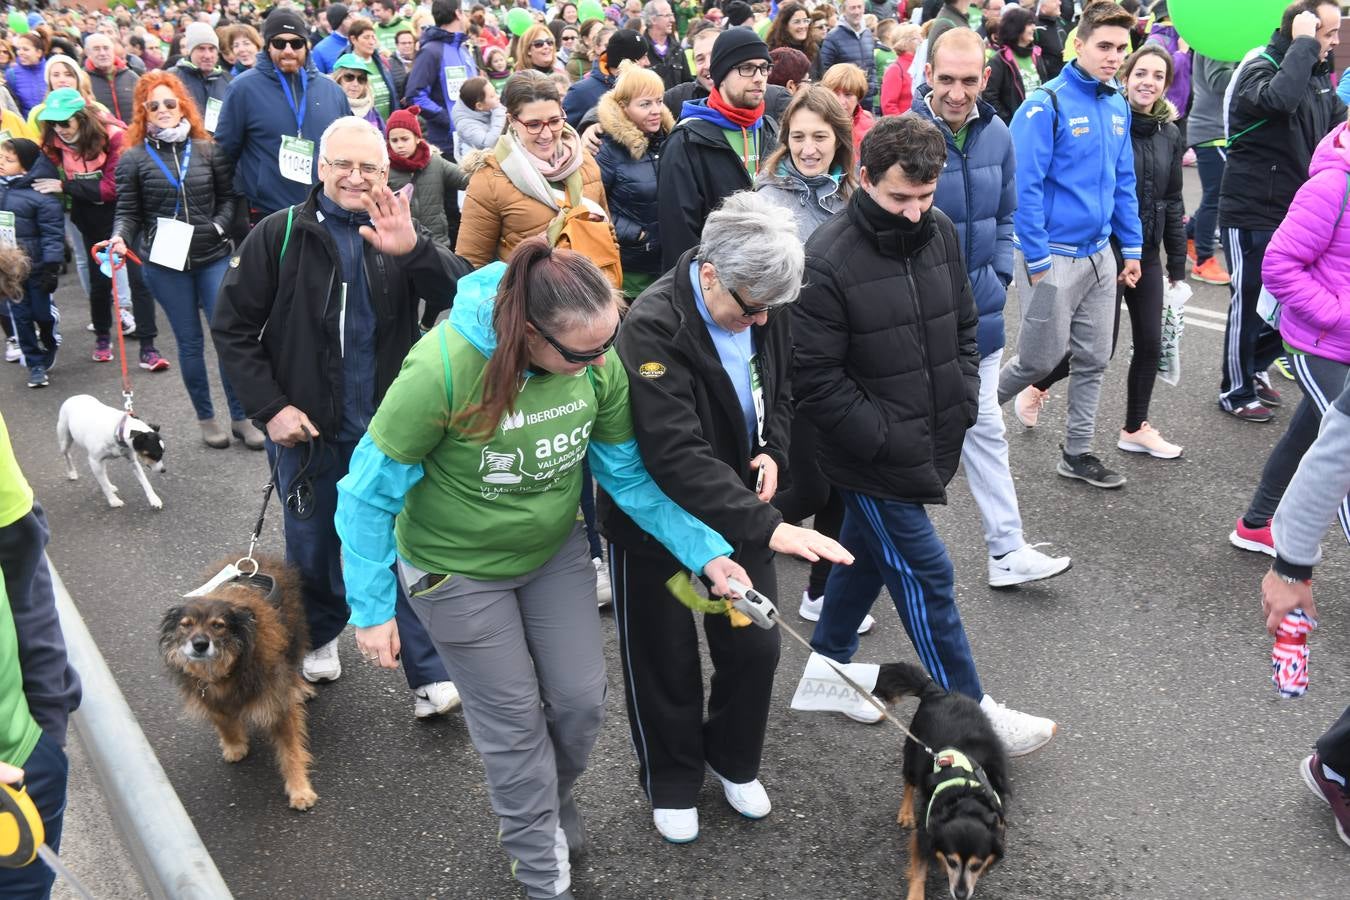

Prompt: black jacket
[210,185,471,433]
[1035,14,1067,79]
[1218,32,1346,231]
[656,111,781,271]
[645,35,692,92]
[113,137,241,269]
[599,249,789,554]
[983,46,1053,124]
[794,196,979,505]
[1129,101,1187,281]
[168,61,232,127]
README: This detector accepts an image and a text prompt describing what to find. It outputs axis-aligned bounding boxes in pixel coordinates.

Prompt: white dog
[57,394,167,509]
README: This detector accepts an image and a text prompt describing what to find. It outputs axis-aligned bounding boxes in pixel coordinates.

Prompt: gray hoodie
[1187,53,1235,147]
[1272,372,1350,578]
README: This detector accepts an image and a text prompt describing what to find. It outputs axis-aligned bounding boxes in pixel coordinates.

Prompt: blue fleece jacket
[1008,62,1143,275]
[311,32,349,75]
[214,54,351,215]
[912,89,1016,358]
[403,26,478,155]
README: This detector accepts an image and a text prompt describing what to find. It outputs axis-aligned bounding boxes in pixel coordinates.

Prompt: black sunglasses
[339,71,369,83]
[728,284,772,318]
[270,37,306,51]
[145,98,179,112]
[531,319,619,364]
[530,38,555,48]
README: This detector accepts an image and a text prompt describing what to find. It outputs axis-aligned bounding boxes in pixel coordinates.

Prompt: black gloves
[36,262,59,295]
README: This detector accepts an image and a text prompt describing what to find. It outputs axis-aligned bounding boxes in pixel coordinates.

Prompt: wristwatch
[1270,568,1311,586]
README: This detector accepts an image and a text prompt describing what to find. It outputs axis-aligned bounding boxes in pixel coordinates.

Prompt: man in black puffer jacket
[795,115,1057,757]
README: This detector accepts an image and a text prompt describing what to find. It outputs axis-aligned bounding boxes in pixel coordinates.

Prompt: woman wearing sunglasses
[330,53,385,132]
[513,23,566,77]
[106,72,262,451]
[336,236,751,900]
[457,71,612,269]
[602,190,853,844]
[344,19,400,121]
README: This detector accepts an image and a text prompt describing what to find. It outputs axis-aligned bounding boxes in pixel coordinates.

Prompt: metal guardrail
[49,561,233,900]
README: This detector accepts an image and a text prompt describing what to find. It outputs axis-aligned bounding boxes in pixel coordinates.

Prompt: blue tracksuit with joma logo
[1009,61,1143,274]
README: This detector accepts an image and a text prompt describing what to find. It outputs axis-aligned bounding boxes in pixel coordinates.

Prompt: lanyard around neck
[278,69,308,135]
[143,140,192,218]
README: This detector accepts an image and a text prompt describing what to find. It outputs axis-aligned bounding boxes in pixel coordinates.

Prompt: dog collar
[925,747,1003,828]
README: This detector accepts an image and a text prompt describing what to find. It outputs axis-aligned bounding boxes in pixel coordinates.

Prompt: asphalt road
[5,170,1349,900]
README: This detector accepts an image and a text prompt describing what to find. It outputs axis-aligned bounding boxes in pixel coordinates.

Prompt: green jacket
[1,576,41,769]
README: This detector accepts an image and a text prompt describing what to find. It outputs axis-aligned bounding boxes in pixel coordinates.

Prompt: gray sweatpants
[999,249,1118,456]
[404,525,604,900]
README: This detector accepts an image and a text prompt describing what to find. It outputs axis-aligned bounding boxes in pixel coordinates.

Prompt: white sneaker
[798,592,875,634]
[842,690,886,725]
[987,544,1072,588]
[593,557,612,608]
[980,694,1057,757]
[652,807,698,843]
[412,681,461,718]
[301,637,342,683]
[119,308,136,335]
[710,768,771,819]
[5,336,21,363]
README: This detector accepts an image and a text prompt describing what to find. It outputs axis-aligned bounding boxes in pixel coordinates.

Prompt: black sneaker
[1056,447,1126,489]
[1223,400,1274,423]
[1254,371,1283,407]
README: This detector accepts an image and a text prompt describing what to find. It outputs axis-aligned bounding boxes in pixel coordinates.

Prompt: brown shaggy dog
[159,556,318,810]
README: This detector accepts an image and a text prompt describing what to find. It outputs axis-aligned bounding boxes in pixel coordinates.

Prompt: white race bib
[0,211,15,249]
[204,97,222,132]
[444,65,467,103]
[278,135,315,184]
[149,217,194,271]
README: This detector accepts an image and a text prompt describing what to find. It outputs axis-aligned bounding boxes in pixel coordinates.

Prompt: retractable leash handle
[725,578,779,630]
[0,780,43,868]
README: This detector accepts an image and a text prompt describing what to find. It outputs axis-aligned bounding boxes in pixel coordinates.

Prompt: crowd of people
[2,0,1350,897]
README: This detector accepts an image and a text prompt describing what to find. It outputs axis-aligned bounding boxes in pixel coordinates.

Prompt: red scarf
[707,86,764,128]
[389,139,432,173]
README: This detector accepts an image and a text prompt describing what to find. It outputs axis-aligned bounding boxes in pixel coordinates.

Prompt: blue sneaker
[27,365,48,388]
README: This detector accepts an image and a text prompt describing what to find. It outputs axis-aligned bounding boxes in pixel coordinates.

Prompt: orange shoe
[1191,256,1230,285]
[1187,238,1197,266]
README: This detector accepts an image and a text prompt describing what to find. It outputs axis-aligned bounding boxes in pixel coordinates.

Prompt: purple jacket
[1149,24,1192,119]
[6,60,46,118]
[1262,123,1350,364]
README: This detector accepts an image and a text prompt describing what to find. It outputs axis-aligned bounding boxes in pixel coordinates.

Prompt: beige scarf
[493,125,587,212]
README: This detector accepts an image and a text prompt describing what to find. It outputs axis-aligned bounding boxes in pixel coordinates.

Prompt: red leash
[89,244,142,415]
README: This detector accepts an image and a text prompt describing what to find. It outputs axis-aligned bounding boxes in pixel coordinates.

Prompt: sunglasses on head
[144,98,179,112]
[531,319,619,365]
[270,36,306,51]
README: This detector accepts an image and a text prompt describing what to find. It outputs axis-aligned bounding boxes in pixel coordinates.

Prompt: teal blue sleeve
[588,437,733,573]
[335,433,425,628]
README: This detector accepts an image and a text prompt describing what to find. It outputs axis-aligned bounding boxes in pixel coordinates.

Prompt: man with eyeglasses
[215,8,351,220]
[641,0,692,91]
[403,0,478,157]
[657,28,779,270]
[213,116,470,709]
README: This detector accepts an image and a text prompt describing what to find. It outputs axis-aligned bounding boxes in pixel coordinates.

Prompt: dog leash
[722,579,938,759]
[1,781,97,900]
[89,244,142,416]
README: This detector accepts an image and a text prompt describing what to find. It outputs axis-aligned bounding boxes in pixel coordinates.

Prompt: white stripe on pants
[961,350,1025,557]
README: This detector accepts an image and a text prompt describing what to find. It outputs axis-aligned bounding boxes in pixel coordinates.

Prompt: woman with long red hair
[108,72,258,451]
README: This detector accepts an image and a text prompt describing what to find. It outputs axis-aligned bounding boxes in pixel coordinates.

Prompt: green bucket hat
[332,53,378,77]
[37,88,87,122]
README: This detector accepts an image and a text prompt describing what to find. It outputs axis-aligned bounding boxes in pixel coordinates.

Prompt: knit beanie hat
[605,29,648,70]
[263,8,310,45]
[183,21,219,54]
[709,27,770,87]
[724,1,755,27]
[6,138,40,172]
[385,105,424,140]
[326,3,351,33]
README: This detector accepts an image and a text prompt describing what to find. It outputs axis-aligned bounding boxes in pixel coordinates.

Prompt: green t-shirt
[370,70,392,120]
[721,127,762,178]
[1016,52,1042,93]
[1,576,41,768]
[368,325,634,580]
[375,19,406,55]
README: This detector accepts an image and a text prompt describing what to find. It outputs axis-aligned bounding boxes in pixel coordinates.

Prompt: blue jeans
[141,258,245,421]
[6,278,57,370]
[0,732,69,899]
[811,489,983,700]
[1187,144,1226,263]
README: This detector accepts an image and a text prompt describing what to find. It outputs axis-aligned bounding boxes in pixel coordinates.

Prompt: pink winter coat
[1263,122,1350,364]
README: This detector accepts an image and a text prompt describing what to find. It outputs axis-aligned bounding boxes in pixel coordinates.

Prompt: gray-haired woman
[599,190,854,844]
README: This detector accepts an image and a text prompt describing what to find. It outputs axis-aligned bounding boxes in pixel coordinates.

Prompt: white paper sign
[279,135,315,184]
[0,211,15,249]
[149,216,194,271]
[790,652,881,713]
[204,97,222,132]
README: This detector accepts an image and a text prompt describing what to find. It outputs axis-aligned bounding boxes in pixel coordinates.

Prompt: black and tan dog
[874,662,1008,900]
[160,556,318,810]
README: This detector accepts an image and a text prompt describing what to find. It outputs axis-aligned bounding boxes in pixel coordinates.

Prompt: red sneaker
[1229,517,1275,556]
[1300,753,1350,848]
[91,337,112,363]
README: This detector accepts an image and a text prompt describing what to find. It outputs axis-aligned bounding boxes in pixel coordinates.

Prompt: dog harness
[925,747,1004,828]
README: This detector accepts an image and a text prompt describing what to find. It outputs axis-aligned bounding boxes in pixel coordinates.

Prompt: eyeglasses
[321,157,387,178]
[733,62,772,78]
[339,71,369,83]
[144,98,179,112]
[530,38,555,48]
[788,16,811,25]
[812,22,828,30]
[728,284,772,318]
[561,34,578,42]
[513,115,566,134]
[531,319,619,364]
[52,118,76,128]
[269,37,306,51]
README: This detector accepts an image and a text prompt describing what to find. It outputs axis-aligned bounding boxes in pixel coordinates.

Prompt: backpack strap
[278,205,295,263]
[1227,52,1283,145]
[1037,85,1060,132]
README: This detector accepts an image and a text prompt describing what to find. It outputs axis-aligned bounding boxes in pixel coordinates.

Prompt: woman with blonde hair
[595,61,674,298]
[513,23,566,76]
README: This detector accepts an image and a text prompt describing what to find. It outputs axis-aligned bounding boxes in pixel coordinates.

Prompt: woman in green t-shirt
[335,237,747,900]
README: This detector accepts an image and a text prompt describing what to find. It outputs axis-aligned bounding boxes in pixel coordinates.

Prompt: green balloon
[578,0,606,23]
[506,7,534,36]
[1169,0,1285,63]
[7,11,29,34]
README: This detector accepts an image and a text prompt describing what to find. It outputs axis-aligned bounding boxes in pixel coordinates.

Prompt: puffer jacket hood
[596,92,673,159]
[449,260,504,360]
[1310,119,1350,179]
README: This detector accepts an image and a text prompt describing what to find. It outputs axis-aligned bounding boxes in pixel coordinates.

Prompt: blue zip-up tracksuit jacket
[1008,61,1143,275]
[214,55,351,216]
[403,26,478,155]
[311,33,350,75]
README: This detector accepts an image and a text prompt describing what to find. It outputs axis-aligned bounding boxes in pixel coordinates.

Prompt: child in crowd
[0,138,64,388]
[450,76,507,154]
[482,46,511,93]
[880,23,921,115]
[384,106,467,328]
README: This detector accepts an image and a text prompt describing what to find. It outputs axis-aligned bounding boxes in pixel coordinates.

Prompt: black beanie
[263,8,310,45]
[7,138,39,172]
[724,1,754,27]
[326,4,351,33]
[709,26,770,87]
[606,30,648,70]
